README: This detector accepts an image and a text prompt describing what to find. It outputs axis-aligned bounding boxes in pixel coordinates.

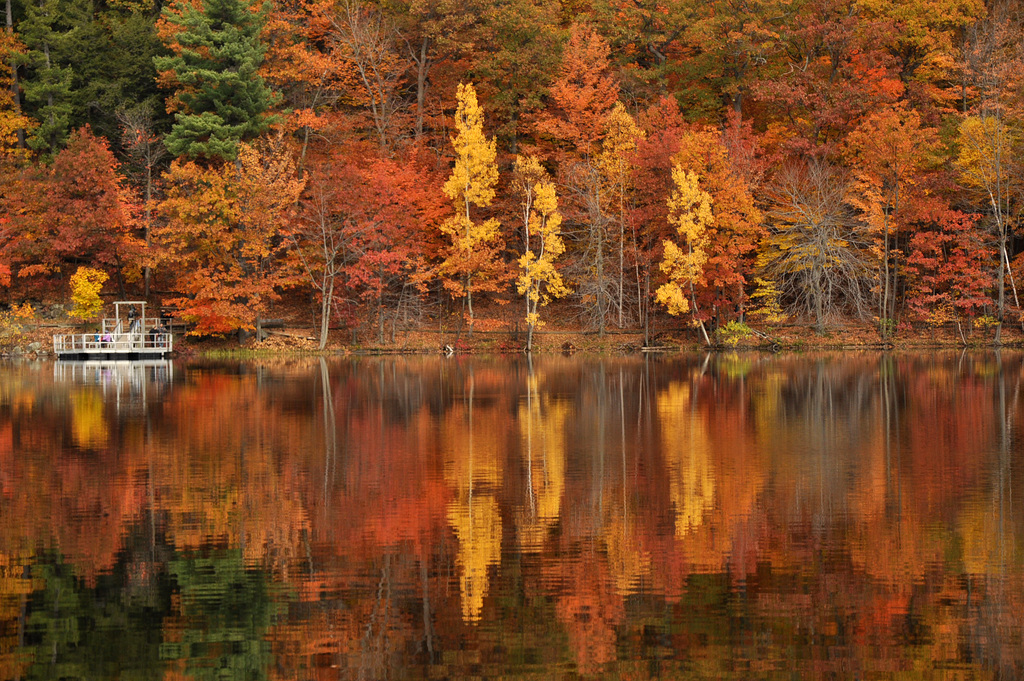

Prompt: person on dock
[148,321,168,348]
[128,307,141,334]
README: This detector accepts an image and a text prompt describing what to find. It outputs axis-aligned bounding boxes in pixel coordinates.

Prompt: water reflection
[0,352,1021,679]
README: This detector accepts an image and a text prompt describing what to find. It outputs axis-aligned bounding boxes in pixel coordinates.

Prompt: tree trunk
[689,282,711,346]
[414,37,430,140]
[298,126,310,179]
[525,274,533,353]
[596,220,605,337]
[466,278,473,335]
[41,37,56,147]
[813,276,825,334]
[881,213,891,340]
[642,268,650,347]
[319,274,333,351]
[617,214,624,327]
[144,159,152,298]
[995,240,1005,345]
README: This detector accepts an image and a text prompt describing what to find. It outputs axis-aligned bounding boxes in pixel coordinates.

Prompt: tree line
[1,0,1023,347]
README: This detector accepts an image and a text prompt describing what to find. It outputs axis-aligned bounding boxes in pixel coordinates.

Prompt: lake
[0,353,1021,679]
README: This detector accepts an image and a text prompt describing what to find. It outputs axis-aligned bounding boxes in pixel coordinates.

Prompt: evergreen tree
[17,0,83,154]
[155,0,277,161]
[72,7,168,143]
[8,0,166,154]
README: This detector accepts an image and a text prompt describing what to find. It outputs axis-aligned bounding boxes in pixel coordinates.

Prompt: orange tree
[155,136,303,335]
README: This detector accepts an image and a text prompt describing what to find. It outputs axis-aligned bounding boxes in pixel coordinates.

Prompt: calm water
[0,353,1021,679]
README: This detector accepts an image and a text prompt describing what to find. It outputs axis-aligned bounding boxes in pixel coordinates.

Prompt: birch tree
[438,82,502,334]
[956,115,1021,343]
[513,154,569,352]
[656,166,713,345]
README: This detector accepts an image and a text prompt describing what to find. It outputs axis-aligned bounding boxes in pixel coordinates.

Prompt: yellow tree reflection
[444,372,504,623]
[68,388,108,450]
[517,365,567,552]
[657,381,715,538]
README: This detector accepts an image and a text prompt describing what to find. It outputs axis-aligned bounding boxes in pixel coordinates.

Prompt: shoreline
[4,318,1024,360]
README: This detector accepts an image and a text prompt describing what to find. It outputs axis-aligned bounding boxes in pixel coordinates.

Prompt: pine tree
[155,0,277,161]
[17,0,82,155]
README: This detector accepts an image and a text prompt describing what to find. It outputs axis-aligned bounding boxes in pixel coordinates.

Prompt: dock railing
[54,322,173,355]
[53,302,174,357]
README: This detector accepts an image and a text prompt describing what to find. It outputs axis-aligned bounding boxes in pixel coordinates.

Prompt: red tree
[906,203,993,342]
[0,127,138,297]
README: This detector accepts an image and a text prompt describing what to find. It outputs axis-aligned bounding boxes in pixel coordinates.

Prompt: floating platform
[53,301,173,361]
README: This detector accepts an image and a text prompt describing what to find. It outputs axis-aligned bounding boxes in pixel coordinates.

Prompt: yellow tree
[513,155,569,352]
[68,267,108,321]
[656,165,714,345]
[956,115,1021,343]
[439,82,502,334]
[596,102,643,327]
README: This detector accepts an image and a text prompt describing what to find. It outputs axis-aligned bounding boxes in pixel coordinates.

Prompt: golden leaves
[438,83,505,316]
[514,154,569,335]
[596,102,642,192]
[443,83,498,210]
[68,267,109,320]
[956,115,1019,200]
[667,166,713,246]
[655,166,713,317]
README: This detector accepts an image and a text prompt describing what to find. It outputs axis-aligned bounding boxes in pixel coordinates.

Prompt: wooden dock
[53,301,173,361]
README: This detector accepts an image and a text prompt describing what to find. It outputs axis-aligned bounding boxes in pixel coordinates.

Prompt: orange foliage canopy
[155,136,304,334]
[533,23,619,157]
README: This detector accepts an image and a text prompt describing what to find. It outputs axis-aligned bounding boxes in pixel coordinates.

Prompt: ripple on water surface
[0,353,1020,679]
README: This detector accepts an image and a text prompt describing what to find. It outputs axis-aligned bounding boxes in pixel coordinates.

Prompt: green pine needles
[155,0,279,162]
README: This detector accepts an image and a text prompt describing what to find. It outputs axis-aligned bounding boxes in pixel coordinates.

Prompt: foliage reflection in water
[0,353,1021,679]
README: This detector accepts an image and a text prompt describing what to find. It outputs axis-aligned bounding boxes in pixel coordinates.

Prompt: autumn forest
[1,0,1024,347]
